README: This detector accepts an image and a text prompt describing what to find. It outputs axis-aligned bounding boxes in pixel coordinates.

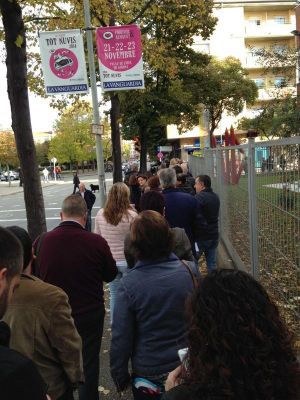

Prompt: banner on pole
[39,29,89,95]
[96,25,145,91]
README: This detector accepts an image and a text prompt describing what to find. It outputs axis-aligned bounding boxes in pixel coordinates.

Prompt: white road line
[0,216,97,222]
[0,206,100,213]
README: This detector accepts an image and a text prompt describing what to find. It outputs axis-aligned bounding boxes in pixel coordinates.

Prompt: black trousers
[75,308,105,400]
[58,387,74,400]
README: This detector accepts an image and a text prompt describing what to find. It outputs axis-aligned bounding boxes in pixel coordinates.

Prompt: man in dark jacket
[73,172,80,194]
[123,163,138,186]
[159,168,198,255]
[34,195,118,400]
[77,182,96,231]
[194,175,220,272]
[0,227,48,400]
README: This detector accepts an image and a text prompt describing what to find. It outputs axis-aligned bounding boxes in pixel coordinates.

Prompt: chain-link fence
[189,136,300,342]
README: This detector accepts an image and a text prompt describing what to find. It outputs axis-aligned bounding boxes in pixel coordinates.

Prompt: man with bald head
[34,195,117,400]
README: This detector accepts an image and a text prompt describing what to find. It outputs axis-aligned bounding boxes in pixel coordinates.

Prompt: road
[0,173,114,232]
[0,172,132,399]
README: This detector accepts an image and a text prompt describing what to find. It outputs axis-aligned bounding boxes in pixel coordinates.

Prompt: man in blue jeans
[194,175,220,272]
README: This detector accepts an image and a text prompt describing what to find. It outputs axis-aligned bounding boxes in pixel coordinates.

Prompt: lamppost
[83,0,106,206]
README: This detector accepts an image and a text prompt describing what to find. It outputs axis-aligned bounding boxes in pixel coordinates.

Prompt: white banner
[96,25,144,92]
[39,29,89,95]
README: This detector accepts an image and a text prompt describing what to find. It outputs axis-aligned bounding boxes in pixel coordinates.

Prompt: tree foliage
[35,140,50,166]
[251,43,296,85]
[0,131,19,167]
[239,43,299,139]
[238,95,300,139]
[182,56,258,141]
[49,102,96,167]
[9,0,217,176]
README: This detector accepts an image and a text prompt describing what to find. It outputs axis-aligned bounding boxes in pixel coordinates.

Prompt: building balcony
[245,22,294,38]
[257,86,296,100]
[245,53,263,69]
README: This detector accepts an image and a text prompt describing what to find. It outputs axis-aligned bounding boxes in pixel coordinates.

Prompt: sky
[0,61,59,132]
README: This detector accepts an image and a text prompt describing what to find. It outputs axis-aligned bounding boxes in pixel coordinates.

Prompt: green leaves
[238,95,300,139]
[189,56,258,135]
[49,102,96,164]
[14,34,23,47]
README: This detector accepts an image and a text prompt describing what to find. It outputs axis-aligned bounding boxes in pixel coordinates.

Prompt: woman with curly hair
[94,182,137,322]
[163,269,300,400]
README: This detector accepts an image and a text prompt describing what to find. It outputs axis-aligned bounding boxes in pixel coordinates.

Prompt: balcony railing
[257,86,296,100]
[245,53,263,68]
[245,22,293,38]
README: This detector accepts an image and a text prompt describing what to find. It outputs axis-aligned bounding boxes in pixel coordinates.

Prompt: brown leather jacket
[3,274,84,399]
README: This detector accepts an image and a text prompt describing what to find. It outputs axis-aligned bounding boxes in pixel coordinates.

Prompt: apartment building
[167,0,297,158]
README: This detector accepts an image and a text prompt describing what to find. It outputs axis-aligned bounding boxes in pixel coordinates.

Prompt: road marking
[0,206,100,213]
[0,216,97,222]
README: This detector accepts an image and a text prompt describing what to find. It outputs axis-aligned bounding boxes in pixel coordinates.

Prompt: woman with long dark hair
[163,269,300,400]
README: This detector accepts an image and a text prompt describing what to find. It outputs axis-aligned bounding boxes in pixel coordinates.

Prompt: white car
[0,171,19,181]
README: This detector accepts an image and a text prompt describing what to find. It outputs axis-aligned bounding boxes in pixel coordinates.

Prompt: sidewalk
[0,180,59,196]
[0,174,104,197]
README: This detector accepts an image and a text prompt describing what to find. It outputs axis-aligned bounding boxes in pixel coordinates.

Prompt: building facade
[167,0,296,159]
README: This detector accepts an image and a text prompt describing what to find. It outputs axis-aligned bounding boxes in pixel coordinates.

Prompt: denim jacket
[110,254,195,390]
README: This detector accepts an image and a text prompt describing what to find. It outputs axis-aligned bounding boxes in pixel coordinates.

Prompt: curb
[0,183,57,197]
[217,240,235,270]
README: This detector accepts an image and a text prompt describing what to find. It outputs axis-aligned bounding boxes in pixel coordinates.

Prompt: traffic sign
[157,152,163,160]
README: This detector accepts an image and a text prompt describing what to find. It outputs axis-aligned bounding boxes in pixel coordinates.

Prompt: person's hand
[165,365,183,391]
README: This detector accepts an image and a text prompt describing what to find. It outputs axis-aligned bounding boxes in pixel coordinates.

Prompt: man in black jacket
[77,182,96,231]
[0,226,48,400]
[194,175,220,273]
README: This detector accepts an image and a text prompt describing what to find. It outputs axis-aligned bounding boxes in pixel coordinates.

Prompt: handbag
[181,259,200,289]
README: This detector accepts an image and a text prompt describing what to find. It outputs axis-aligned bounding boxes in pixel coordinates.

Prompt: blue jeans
[109,260,128,324]
[197,239,218,273]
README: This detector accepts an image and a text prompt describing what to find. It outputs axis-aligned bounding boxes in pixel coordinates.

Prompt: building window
[248,46,264,57]
[274,77,286,88]
[253,78,265,88]
[272,44,288,54]
[273,16,286,24]
[248,18,261,26]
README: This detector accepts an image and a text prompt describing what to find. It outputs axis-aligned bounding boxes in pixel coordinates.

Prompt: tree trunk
[139,126,147,173]
[0,0,46,240]
[110,93,122,182]
[209,122,216,148]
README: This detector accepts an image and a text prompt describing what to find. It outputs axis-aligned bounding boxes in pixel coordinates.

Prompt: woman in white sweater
[94,182,137,323]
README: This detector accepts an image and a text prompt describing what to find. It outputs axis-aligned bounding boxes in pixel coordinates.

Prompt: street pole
[83,0,106,206]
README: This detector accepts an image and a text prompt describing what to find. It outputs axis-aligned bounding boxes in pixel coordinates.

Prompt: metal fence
[189,136,300,341]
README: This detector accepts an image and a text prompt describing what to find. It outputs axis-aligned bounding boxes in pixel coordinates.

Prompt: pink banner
[96,25,144,91]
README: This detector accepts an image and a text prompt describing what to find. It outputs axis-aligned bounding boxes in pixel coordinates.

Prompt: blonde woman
[94,183,137,322]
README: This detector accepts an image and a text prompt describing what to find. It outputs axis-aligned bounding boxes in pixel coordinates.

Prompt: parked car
[0,171,19,181]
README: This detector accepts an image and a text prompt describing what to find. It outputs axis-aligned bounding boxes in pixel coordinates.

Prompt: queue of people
[0,159,299,400]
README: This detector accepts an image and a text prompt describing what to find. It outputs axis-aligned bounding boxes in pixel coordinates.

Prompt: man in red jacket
[34,195,118,400]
